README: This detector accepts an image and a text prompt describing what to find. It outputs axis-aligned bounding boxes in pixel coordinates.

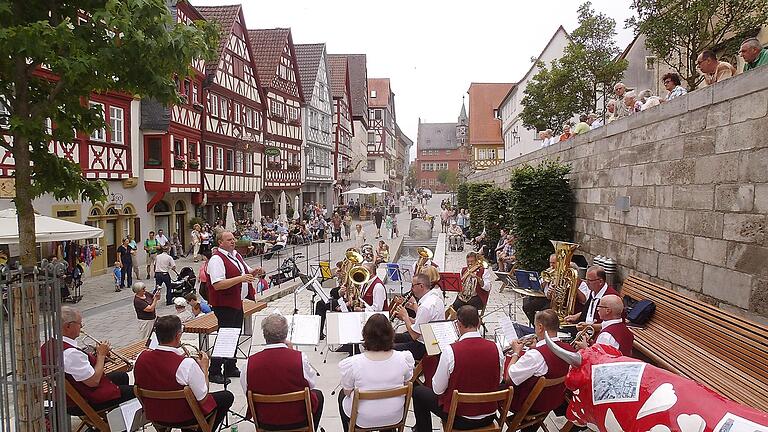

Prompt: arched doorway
[261,193,275,220]
[86,206,106,274]
[153,200,171,237]
[174,200,187,247]
[104,206,120,265]
[122,205,138,242]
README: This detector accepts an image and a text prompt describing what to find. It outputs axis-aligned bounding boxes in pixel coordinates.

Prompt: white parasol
[225,202,237,231]
[293,195,300,220]
[279,191,288,223]
[252,192,263,230]
[0,208,103,244]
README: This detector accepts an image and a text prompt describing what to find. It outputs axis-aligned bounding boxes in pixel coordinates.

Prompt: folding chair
[246,387,315,432]
[505,376,567,432]
[348,383,413,432]
[443,388,514,432]
[65,381,111,432]
[134,385,217,432]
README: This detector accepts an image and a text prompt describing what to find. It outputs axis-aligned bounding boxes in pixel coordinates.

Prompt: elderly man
[448,221,464,251]
[360,261,388,312]
[740,37,768,72]
[697,49,736,86]
[606,100,617,123]
[242,314,323,430]
[588,113,603,129]
[393,273,445,360]
[623,91,642,115]
[206,230,260,383]
[612,82,629,119]
[565,266,619,326]
[572,114,590,135]
[574,294,633,356]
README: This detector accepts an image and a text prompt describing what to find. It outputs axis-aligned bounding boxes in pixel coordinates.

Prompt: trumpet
[503,334,539,355]
[180,343,205,360]
[571,325,595,348]
[80,330,133,366]
[389,291,414,323]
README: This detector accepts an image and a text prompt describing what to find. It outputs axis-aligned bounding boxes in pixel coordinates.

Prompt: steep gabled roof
[337,54,368,122]
[418,122,459,150]
[327,55,348,99]
[368,78,391,109]
[196,4,241,74]
[467,82,514,146]
[248,28,290,86]
[294,43,325,103]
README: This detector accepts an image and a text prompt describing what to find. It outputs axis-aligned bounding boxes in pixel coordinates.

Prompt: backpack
[623,295,656,326]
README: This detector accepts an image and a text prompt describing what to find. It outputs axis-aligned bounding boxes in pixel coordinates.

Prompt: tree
[405,164,417,190]
[627,0,768,90]
[0,1,217,428]
[436,169,458,191]
[520,61,581,133]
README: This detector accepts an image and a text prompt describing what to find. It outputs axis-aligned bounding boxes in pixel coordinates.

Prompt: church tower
[456,96,468,148]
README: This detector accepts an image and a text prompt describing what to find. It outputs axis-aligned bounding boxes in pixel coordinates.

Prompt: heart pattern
[637,383,678,419]
[647,426,671,432]
[677,414,706,432]
[605,408,625,432]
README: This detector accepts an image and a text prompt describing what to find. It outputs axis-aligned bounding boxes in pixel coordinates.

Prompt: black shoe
[224,368,241,378]
[209,374,228,385]
[319,333,326,340]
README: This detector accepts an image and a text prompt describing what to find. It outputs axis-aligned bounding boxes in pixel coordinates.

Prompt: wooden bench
[183,299,266,351]
[622,276,768,412]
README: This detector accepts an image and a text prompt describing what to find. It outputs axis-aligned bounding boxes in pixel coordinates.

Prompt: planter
[146,159,162,167]
[174,159,186,169]
[267,162,282,170]
[188,160,200,169]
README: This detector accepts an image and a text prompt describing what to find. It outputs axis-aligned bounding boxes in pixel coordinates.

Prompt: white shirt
[595,318,622,350]
[590,119,603,129]
[363,278,387,312]
[208,249,253,300]
[154,253,175,273]
[62,336,95,382]
[413,288,445,342]
[411,259,437,276]
[507,337,561,386]
[339,351,414,428]
[433,331,504,419]
[136,345,209,401]
[480,268,492,292]
[240,343,317,394]
[156,234,169,246]
[584,284,609,324]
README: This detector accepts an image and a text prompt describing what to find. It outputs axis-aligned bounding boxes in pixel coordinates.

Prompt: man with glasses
[41,306,134,414]
[564,266,618,326]
[393,273,444,360]
[573,294,633,356]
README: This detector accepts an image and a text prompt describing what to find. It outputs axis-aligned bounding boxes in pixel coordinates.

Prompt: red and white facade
[327,55,353,203]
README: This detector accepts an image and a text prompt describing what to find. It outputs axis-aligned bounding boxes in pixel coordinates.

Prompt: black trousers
[522,297,550,325]
[412,385,495,432]
[393,332,426,361]
[67,372,134,415]
[452,295,484,312]
[210,306,243,375]
[155,271,173,305]
[259,389,324,431]
[120,260,133,288]
[162,390,234,432]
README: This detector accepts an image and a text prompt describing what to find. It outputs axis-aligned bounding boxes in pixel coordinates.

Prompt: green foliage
[479,187,514,254]
[189,216,206,228]
[521,61,581,133]
[627,0,768,90]
[466,182,493,238]
[405,165,417,190]
[457,183,469,209]
[508,160,574,272]
[436,169,458,190]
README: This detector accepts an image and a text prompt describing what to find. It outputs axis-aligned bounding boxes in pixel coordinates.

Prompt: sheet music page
[429,321,459,352]
[120,398,142,431]
[313,280,330,302]
[338,299,349,313]
[499,316,518,342]
[287,315,321,345]
[148,333,159,350]
[338,313,362,344]
[363,311,389,321]
[211,327,240,358]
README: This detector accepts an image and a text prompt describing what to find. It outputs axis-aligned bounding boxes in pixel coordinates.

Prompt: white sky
[193,0,636,161]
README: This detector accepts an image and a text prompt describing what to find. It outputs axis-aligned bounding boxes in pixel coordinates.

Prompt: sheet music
[338,299,349,313]
[287,315,321,345]
[427,321,459,352]
[313,280,330,302]
[337,313,363,344]
[147,333,159,350]
[211,327,240,358]
[499,316,518,342]
[120,398,142,432]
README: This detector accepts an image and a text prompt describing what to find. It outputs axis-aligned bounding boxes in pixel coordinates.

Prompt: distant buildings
[467,82,514,170]
[414,103,468,192]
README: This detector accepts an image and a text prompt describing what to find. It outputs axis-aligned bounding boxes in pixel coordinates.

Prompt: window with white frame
[205,144,213,169]
[192,84,199,104]
[421,178,427,186]
[245,152,253,173]
[220,98,228,120]
[244,107,254,128]
[109,106,124,144]
[210,94,219,117]
[234,104,241,124]
[225,149,234,171]
[235,151,243,173]
[216,147,224,170]
[271,99,284,118]
[89,102,106,141]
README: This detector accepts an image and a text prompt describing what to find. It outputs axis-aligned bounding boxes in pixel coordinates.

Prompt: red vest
[206,250,252,309]
[362,277,389,311]
[421,354,440,389]
[581,287,620,324]
[507,341,574,413]
[134,348,216,423]
[600,321,634,356]
[461,266,489,305]
[40,339,120,407]
[438,337,500,416]
[246,347,318,425]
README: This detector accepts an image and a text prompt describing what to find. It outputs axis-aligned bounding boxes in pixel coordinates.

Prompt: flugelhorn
[571,325,595,348]
[181,343,204,360]
[389,291,414,323]
[80,330,133,365]
[503,334,539,354]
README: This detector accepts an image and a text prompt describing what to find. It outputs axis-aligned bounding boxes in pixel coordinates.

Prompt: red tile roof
[326,55,349,99]
[247,28,291,86]
[196,5,241,73]
[333,54,368,122]
[368,78,391,108]
[294,43,325,103]
[467,83,514,146]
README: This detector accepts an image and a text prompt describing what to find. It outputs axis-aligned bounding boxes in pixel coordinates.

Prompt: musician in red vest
[360,261,388,312]
[505,309,575,414]
[205,230,260,384]
[565,266,619,326]
[133,315,234,430]
[412,305,504,432]
[41,306,134,414]
[451,251,492,311]
[573,295,634,356]
[241,313,324,430]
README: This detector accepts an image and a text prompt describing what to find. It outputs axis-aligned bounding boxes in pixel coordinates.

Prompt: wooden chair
[65,381,111,432]
[410,362,424,385]
[133,385,216,432]
[505,376,566,431]
[246,387,315,432]
[348,383,413,432]
[443,388,514,432]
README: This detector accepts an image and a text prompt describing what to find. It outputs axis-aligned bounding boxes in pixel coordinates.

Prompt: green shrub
[467,182,494,238]
[457,183,469,210]
[479,187,514,255]
[188,216,206,228]
[509,160,574,272]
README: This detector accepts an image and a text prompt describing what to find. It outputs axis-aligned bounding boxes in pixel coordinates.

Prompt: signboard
[264,147,280,157]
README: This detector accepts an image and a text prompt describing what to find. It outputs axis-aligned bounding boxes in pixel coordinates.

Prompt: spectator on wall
[740,38,768,72]
[662,72,687,101]
[697,50,736,86]
[558,124,572,142]
[572,114,591,135]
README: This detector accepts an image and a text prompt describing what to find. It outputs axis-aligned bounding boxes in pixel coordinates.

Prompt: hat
[451,220,457,225]
[173,297,188,307]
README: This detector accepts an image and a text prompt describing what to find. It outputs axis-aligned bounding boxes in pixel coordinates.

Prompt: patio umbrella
[342,187,368,195]
[365,186,388,194]
[293,195,300,220]
[279,191,288,223]
[252,192,262,229]
[225,202,237,231]
[0,208,103,244]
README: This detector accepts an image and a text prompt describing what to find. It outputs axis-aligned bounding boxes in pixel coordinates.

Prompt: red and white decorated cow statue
[544,334,768,432]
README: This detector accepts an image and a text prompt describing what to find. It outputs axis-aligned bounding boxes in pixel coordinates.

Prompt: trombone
[80,330,133,366]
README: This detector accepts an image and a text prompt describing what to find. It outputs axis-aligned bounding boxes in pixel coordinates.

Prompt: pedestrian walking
[385,214,393,240]
[373,207,383,239]
[354,224,367,250]
[343,212,352,240]
[127,235,141,280]
[190,223,202,262]
[154,245,176,305]
[117,238,133,289]
[144,231,159,280]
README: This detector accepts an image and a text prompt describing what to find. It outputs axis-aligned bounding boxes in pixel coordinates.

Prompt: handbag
[623,295,656,325]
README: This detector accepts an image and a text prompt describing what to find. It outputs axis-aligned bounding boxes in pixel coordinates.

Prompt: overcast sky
[193,0,636,160]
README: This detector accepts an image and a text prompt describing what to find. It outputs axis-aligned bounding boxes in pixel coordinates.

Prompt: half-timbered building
[326,55,353,205]
[295,43,334,209]
[335,54,370,197]
[248,28,304,216]
[197,5,266,223]
[367,78,397,193]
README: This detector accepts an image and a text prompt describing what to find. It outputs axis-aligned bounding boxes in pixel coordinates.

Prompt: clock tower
[456,97,468,147]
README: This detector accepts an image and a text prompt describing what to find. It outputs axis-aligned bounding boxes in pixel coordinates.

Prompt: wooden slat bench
[184,299,266,351]
[622,276,768,412]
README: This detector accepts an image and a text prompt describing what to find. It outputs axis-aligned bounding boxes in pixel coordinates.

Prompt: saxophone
[548,240,580,325]
[459,258,488,302]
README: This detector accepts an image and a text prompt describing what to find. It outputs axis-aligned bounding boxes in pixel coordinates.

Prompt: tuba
[414,247,439,283]
[340,250,364,288]
[459,257,488,302]
[346,265,371,310]
[548,240,581,325]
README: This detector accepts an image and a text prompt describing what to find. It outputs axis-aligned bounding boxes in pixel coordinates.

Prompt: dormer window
[370,90,377,98]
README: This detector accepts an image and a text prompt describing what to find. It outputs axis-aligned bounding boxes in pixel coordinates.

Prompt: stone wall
[468,71,768,324]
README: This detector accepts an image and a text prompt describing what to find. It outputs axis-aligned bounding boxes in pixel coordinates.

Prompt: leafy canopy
[436,169,458,189]
[627,0,768,90]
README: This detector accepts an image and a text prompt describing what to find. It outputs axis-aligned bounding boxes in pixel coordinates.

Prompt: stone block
[605,117,629,137]
[658,254,703,290]
[643,96,689,125]
[706,101,731,129]
[682,130,716,157]
[654,137,685,161]
[672,184,714,210]
[658,209,685,232]
[688,86,713,111]
[702,264,752,309]
[731,89,768,123]
[626,226,655,249]
[723,213,767,243]
[738,148,768,183]
[621,142,656,166]
[693,237,727,266]
[751,277,768,316]
[684,211,724,237]
[659,159,695,184]
[755,184,768,213]
[678,111,707,134]
[617,244,638,268]
[609,167,632,186]
[655,186,674,207]
[715,184,754,212]
[408,219,433,241]
[668,233,694,258]
[726,242,768,276]
[586,188,600,204]
[693,152,740,184]
[715,117,768,153]
[626,187,650,207]
[600,188,618,205]
[594,205,610,222]
[631,165,646,186]
[636,248,659,277]
[636,206,660,228]
[643,164,662,186]
[713,70,768,104]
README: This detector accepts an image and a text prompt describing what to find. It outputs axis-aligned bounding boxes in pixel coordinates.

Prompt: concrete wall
[469,70,768,323]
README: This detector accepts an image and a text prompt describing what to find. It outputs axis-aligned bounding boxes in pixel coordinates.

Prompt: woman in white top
[338,314,414,431]
[353,224,367,250]
[190,224,202,262]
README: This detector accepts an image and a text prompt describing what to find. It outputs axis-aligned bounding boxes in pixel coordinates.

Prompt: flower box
[174,159,186,169]
[188,159,200,169]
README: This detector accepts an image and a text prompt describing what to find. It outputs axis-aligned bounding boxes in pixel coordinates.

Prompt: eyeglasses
[586,278,602,282]
[412,283,425,288]
[596,305,611,309]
